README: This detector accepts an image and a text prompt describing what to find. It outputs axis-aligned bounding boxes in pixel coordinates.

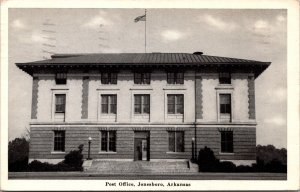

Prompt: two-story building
[16,52,270,166]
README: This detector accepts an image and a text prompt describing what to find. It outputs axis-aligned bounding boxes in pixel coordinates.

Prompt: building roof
[16,53,271,77]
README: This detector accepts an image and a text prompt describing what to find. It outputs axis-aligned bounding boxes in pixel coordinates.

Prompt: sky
[8,9,287,148]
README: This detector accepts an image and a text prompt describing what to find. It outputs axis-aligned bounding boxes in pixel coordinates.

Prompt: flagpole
[145,9,147,53]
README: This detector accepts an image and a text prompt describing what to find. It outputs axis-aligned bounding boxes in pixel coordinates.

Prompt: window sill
[219,152,234,155]
[98,151,117,154]
[215,85,234,90]
[130,86,153,90]
[51,151,66,154]
[166,83,184,86]
[163,86,186,90]
[51,87,69,90]
[166,152,185,154]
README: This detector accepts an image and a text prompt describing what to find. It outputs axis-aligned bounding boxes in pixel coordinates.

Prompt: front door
[134,131,150,161]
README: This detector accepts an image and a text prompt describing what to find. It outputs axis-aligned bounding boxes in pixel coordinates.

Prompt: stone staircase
[84,160,198,174]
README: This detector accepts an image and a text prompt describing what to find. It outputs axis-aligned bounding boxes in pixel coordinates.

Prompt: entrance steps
[84,160,198,174]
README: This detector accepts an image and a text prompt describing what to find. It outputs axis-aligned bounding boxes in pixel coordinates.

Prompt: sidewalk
[8,172,287,180]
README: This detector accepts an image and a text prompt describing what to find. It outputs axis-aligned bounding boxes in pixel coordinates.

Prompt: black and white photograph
[1,0,299,191]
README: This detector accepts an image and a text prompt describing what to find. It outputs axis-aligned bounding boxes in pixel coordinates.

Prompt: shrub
[8,138,29,172]
[26,144,84,172]
[256,145,287,165]
[63,144,84,168]
[217,161,236,172]
[197,146,219,172]
[197,146,287,173]
[27,160,81,172]
[236,165,253,172]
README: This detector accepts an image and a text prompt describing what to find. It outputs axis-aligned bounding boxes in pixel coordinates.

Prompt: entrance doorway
[134,131,150,161]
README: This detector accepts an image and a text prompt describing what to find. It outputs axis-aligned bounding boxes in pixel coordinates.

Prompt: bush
[197,146,219,172]
[197,146,287,173]
[27,160,81,172]
[8,138,29,172]
[26,144,84,172]
[256,145,287,165]
[63,144,84,168]
[217,161,236,172]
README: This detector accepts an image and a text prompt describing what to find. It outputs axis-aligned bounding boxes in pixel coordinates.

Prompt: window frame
[168,131,184,153]
[101,94,117,114]
[134,94,150,114]
[167,72,184,84]
[134,72,151,84]
[51,89,68,122]
[219,72,231,85]
[167,94,184,114]
[99,130,117,152]
[101,72,118,85]
[55,94,66,113]
[219,93,232,121]
[216,89,234,122]
[220,130,234,153]
[53,130,65,152]
[55,73,67,85]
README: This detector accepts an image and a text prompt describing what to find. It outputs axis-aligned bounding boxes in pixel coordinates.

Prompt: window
[219,94,231,121]
[55,94,66,113]
[100,131,116,152]
[54,131,65,151]
[167,94,184,114]
[168,131,184,152]
[167,72,184,84]
[134,72,150,84]
[219,72,231,84]
[134,94,150,114]
[221,131,233,153]
[55,73,67,85]
[101,72,117,84]
[101,95,117,114]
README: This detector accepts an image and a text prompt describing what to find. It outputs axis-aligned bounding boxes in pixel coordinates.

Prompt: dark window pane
[110,104,116,114]
[110,73,117,84]
[134,104,141,114]
[168,104,175,114]
[221,131,233,153]
[135,95,141,104]
[168,95,175,104]
[143,95,150,104]
[144,73,150,84]
[143,104,150,114]
[220,94,231,104]
[219,72,231,84]
[54,131,65,151]
[168,132,175,152]
[167,73,175,84]
[55,94,66,113]
[176,104,183,114]
[176,132,184,152]
[101,104,108,113]
[134,73,142,84]
[101,96,108,104]
[101,73,109,84]
[176,73,184,84]
[56,73,67,85]
[220,94,231,115]
[101,131,108,151]
[109,131,116,152]
[177,95,184,105]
